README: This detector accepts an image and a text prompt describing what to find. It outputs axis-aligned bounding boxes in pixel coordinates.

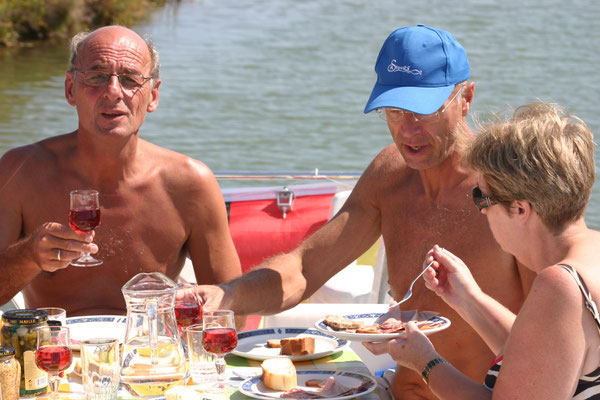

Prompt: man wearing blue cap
[195,25,532,399]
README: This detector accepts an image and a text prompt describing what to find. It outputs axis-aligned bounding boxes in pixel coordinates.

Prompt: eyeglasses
[376,84,465,124]
[472,186,498,211]
[71,69,152,91]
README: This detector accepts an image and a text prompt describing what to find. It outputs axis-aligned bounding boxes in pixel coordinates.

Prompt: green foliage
[0,0,172,46]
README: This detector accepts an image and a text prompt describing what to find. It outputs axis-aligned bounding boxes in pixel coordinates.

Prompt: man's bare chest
[379,196,511,298]
[23,189,189,265]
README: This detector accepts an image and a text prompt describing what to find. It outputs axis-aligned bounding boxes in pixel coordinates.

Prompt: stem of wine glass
[215,355,226,383]
[49,372,60,397]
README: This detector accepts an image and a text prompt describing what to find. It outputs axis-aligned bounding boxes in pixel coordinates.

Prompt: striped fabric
[484,264,600,398]
[483,356,502,391]
[573,366,600,399]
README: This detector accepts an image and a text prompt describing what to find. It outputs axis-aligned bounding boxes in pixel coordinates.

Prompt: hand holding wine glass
[175,283,203,335]
[175,282,203,352]
[202,310,237,388]
[35,326,73,398]
[69,189,102,267]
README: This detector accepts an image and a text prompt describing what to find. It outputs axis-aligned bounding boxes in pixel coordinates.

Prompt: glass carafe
[120,272,187,398]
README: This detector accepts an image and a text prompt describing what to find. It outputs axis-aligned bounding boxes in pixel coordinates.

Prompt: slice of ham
[318,376,354,397]
[279,376,374,398]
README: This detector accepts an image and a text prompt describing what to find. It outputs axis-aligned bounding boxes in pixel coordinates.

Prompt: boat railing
[215,170,362,204]
[214,169,362,181]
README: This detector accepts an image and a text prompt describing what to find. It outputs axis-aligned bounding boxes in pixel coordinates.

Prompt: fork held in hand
[397,260,434,305]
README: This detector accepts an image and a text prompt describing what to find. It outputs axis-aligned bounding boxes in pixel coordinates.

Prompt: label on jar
[23,350,47,390]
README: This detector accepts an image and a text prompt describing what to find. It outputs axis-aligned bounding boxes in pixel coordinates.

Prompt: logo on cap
[387,60,422,75]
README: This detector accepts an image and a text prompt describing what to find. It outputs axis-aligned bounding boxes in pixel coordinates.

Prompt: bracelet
[421,357,448,385]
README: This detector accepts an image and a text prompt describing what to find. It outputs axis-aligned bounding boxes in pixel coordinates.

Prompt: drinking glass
[186,324,217,388]
[35,326,73,399]
[202,310,237,388]
[81,338,120,400]
[175,283,202,347]
[69,189,102,267]
[37,307,67,326]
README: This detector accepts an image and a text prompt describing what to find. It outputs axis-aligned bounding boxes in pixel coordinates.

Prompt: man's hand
[30,222,98,272]
[193,284,227,312]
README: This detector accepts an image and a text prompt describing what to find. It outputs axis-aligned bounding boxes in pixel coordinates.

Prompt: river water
[1,0,599,226]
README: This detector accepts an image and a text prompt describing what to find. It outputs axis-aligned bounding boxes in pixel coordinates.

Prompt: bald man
[0,26,241,315]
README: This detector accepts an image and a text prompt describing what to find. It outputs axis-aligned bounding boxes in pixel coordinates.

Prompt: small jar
[0,345,20,400]
[1,310,48,397]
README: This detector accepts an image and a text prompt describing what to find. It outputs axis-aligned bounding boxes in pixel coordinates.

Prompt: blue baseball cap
[364,25,470,115]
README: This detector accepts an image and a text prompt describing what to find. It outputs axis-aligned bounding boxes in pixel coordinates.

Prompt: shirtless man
[194,25,533,399]
[0,26,241,316]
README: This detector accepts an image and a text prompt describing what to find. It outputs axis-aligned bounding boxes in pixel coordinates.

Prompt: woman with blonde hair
[365,102,600,399]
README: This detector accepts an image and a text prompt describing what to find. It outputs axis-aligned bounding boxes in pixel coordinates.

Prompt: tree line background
[0,0,171,46]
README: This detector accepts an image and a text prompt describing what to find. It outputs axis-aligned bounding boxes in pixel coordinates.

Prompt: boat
[216,170,361,275]
[207,170,389,303]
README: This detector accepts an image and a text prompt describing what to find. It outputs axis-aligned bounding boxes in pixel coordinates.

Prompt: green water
[1,0,599,225]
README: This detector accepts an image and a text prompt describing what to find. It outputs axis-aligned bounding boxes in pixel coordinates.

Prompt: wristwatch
[421,357,448,385]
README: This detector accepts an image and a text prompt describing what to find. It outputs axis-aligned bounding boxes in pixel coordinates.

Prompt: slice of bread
[280,337,315,356]
[324,315,364,330]
[261,358,297,391]
[266,339,281,348]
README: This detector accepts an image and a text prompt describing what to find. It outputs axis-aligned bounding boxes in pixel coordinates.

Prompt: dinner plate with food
[66,315,127,350]
[314,309,451,342]
[232,327,348,362]
[239,358,377,400]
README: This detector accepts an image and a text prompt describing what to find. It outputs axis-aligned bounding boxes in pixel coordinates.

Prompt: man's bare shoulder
[366,144,412,177]
[139,140,218,193]
[0,134,75,184]
[358,144,415,192]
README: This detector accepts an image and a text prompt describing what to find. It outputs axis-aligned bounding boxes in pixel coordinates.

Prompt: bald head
[69,25,160,81]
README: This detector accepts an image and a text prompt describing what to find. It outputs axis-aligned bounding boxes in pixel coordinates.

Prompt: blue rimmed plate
[231,327,347,362]
[239,370,376,400]
[66,315,127,350]
[314,313,451,342]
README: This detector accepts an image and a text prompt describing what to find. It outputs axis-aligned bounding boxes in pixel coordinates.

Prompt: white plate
[239,370,376,400]
[314,313,451,342]
[232,367,264,380]
[231,327,347,362]
[66,315,127,349]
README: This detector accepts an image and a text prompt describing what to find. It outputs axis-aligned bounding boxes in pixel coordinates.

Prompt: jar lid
[0,346,16,356]
[1,309,48,324]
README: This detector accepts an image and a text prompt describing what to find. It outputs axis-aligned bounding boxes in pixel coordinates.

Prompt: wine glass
[69,189,102,267]
[202,310,237,388]
[175,283,203,350]
[35,326,73,398]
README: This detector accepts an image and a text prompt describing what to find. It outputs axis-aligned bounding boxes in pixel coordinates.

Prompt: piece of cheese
[260,358,297,391]
[280,337,315,355]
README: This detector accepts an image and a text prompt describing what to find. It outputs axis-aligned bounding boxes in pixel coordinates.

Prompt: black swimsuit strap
[558,264,600,335]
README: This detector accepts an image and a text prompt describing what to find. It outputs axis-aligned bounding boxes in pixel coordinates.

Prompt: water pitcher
[120,272,187,397]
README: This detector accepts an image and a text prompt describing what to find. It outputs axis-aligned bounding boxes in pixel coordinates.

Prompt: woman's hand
[423,245,482,310]
[363,321,439,373]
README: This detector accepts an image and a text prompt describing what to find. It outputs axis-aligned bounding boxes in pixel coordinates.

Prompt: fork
[396,261,434,305]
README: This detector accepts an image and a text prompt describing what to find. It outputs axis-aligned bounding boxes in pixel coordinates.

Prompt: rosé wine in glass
[202,328,237,354]
[35,345,73,372]
[68,208,101,232]
[175,303,202,334]
[175,282,202,351]
[69,189,103,267]
[202,310,237,388]
[35,326,72,399]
